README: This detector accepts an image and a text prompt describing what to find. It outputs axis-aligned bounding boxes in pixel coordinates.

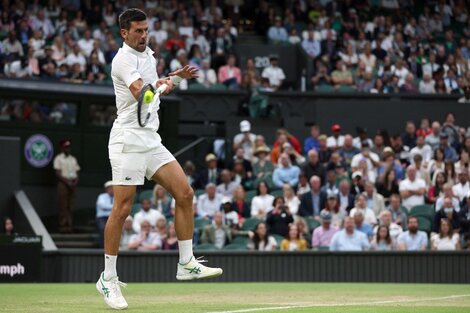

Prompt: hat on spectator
[440,132,449,139]
[318,134,327,141]
[320,209,332,222]
[383,146,393,154]
[104,181,113,188]
[361,140,370,147]
[240,120,251,132]
[221,196,232,204]
[205,153,217,162]
[269,54,279,60]
[254,145,271,155]
[176,49,187,57]
[326,190,337,199]
[60,139,71,148]
[352,171,363,179]
[331,124,341,132]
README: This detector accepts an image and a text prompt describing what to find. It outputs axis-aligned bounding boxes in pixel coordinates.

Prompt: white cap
[240,120,251,132]
[221,196,232,204]
[104,181,113,188]
[352,171,363,179]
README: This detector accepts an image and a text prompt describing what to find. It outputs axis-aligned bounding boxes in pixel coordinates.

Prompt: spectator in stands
[356,70,375,93]
[387,194,407,229]
[376,167,400,201]
[433,196,460,234]
[299,175,326,218]
[233,120,256,161]
[272,153,300,189]
[458,193,470,235]
[375,210,403,241]
[331,60,353,88]
[359,43,376,70]
[364,181,385,217]
[3,217,14,236]
[338,135,360,169]
[280,223,307,251]
[231,186,250,220]
[353,211,374,240]
[371,225,397,251]
[312,209,338,249]
[452,169,469,202]
[400,73,418,93]
[304,125,320,154]
[162,222,178,250]
[458,85,470,104]
[133,199,165,233]
[330,217,370,251]
[311,60,332,90]
[435,183,461,213]
[86,54,106,83]
[428,148,446,180]
[302,30,321,59]
[283,184,300,215]
[283,142,306,166]
[399,165,426,210]
[431,218,460,251]
[302,150,326,182]
[428,171,446,204]
[119,216,134,251]
[337,180,355,213]
[220,197,239,229]
[201,211,232,250]
[350,194,377,226]
[3,31,24,57]
[268,16,288,43]
[326,124,344,149]
[95,180,114,248]
[351,141,380,176]
[152,184,172,218]
[410,135,433,165]
[261,55,285,91]
[217,169,239,197]
[128,220,162,251]
[266,202,294,237]
[251,181,274,219]
[195,153,220,189]
[196,59,216,86]
[397,216,428,251]
[53,139,80,233]
[197,183,223,219]
[253,145,274,189]
[248,222,277,251]
[419,72,436,94]
[182,161,197,189]
[218,54,241,89]
[66,44,86,72]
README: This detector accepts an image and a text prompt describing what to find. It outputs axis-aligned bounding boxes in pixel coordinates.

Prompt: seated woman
[280,223,308,251]
[431,218,460,251]
[371,225,397,251]
[248,222,277,251]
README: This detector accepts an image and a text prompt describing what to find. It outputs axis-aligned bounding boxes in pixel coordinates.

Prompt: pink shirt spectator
[312,225,339,248]
[218,65,241,85]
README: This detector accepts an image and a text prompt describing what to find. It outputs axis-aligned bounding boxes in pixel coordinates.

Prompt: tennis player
[96,8,222,310]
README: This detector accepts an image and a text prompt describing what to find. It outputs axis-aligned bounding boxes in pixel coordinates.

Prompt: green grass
[1,283,470,312]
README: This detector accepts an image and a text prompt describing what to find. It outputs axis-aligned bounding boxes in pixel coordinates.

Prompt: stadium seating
[410,205,435,221]
[194,218,211,232]
[194,243,217,251]
[241,217,261,231]
[232,236,250,246]
[223,243,248,250]
[416,216,432,234]
[138,190,153,202]
[245,190,257,204]
[306,217,321,232]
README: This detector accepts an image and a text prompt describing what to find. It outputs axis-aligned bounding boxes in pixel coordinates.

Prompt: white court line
[207,294,470,313]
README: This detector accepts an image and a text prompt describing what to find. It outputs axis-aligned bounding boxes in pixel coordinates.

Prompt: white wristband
[170,75,183,85]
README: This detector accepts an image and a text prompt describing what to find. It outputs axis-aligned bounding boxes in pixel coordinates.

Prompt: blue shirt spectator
[268,17,288,43]
[330,217,371,251]
[397,216,428,251]
[96,182,114,218]
[272,154,300,188]
[355,221,374,239]
[304,126,321,154]
[301,31,321,59]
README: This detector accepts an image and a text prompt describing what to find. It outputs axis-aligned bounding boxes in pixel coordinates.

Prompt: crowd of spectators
[111,115,470,252]
[0,1,469,96]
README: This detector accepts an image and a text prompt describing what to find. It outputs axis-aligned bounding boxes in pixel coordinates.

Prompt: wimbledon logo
[24,134,54,168]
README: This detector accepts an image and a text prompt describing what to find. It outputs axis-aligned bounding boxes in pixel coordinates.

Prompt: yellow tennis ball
[143,90,154,104]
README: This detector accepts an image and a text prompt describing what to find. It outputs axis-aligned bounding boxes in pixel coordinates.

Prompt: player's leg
[151,159,222,280]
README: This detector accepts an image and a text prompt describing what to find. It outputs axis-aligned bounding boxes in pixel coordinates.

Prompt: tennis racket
[137,83,168,127]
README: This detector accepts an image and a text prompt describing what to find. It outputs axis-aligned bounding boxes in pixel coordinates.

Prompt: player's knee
[176,186,194,206]
[114,203,132,221]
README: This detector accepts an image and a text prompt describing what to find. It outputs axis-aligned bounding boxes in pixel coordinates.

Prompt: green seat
[131,203,141,216]
[241,217,261,231]
[194,218,211,231]
[133,193,139,204]
[271,189,283,197]
[194,189,205,198]
[416,216,432,233]
[410,205,434,220]
[210,83,227,90]
[223,243,248,250]
[317,246,330,251]
[306,217,321,232]
[232,236,250,246]
[194,243,217,251]
[337,85,356,93]
[138,189,153,202]
[188,83,208,90]
[315,84,334,93]
[245,190,258,204]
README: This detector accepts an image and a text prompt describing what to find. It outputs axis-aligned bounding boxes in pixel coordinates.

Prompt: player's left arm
[167,65,199,89]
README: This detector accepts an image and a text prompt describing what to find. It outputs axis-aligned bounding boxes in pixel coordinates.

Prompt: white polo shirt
[262,66,285,87]
[110,43,162,152]
[53,152,80,180]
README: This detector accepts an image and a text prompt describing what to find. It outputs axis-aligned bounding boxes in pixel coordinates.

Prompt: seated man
[353,211,374,240]
[312,210,339,249]
[119,216,134,251]
[132,198,165,233]
[216,169,240,197]
[299,175,326,218]
[349,194,377,226]
[330,217,370,251]
[128,220,162,251]
[374,210,403,241]
[435,183,461,212]
[432,196,460,234]
[397,216,428,251]
[364,181,385,217]
[197,183,223,219]
[387,194,408,229]
[399,165,426,211]
[200,211,232,249]
[272,153,301,188]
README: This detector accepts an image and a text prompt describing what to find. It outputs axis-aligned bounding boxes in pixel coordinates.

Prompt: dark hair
[253,222,269,250]
[376,225,391,245]
[407,216,418,224]
[119,8,147,30]
[434,171,447,195]
[434,148,445,161]
[257,181,270,196]
[272,196,284,207]
[286,223,300,240]
[439,218,453,239]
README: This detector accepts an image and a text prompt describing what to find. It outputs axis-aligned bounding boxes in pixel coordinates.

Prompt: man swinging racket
[96,8,222,310]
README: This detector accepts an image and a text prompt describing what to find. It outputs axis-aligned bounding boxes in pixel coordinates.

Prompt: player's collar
[122,42,154,57]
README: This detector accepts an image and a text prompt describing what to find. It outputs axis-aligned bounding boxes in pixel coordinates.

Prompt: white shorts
[109,144,176,185]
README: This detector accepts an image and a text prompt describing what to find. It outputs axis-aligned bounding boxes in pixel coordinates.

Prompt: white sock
[103,254,117,280]
[178,239,193,264]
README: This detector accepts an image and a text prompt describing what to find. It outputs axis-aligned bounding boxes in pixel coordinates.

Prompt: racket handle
[156,84,168,95]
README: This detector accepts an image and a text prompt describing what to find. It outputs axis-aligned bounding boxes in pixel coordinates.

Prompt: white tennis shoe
[176,256,223,281]
[96,272,128,310]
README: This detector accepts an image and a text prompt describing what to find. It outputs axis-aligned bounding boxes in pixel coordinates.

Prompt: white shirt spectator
[178,26,193,38]
[251,194,275,217]
[196,68,217,85]
[248,236,277,251]
[78,38,95,56]
[358,53,376,69]
[197,193,223,218]
[452,182,469,202]
[435,196,460,213]
[186,35,210,56]
[53,152,80,180]
[431,233,459,250]
[262,66,286,87]
[391,65,409,86]
[216,181,240,198]
[233,133,256,160]
[149,29,168,44]
[31,16,55,38]
[285,196,300,215]
[4,60,32,78]
[409,145,433,163]
[373,223,403,241]
[399,178,426,209]
[351,151,380,172]
[128,232,162,249]
[326,135,345,149]
[66,52,86,71]
[349,207,377,225]
[419,79,435,94]
[133,208,165,233]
